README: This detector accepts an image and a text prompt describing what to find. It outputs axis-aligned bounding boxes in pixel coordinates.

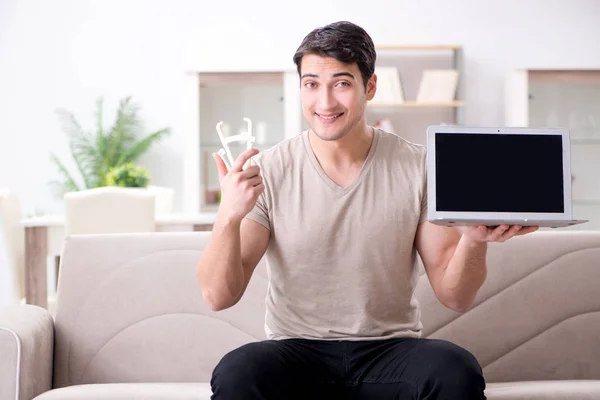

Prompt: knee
[211,342,265,389]
[421,340,485,397]
[211,341,281,398]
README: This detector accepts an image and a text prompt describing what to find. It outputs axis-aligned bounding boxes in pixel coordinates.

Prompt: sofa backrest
[53,232,268,388]
[416,230,600,382]
[53,230,600,388]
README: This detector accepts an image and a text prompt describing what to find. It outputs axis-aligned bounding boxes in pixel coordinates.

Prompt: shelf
[571,138,600,145]
[199,72,283,87]
[200,204,220,212]
[376,45,461,51]
[200,142,281,147]
[529,70,600,84]
[368,101,464,108]
[573,199,600,205]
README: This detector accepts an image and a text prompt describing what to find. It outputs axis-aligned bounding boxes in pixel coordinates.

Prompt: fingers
[485,225,517,242]
[487,224,510,241]
[475,225,489,235]
[515,226,539,236]
[231,148,259,172]
[234,175,263,191]
[499,225,523,241]
[213,152,229,179]
[234,166,261,187]
[240,165,260,179]
[491,224,539,242]
[246,175,263,187]
[253,182,265,195]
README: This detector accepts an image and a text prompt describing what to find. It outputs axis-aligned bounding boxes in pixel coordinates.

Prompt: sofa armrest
[0,305,54,400]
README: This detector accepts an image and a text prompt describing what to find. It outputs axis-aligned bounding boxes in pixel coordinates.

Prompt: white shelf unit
[192,70,301,212]
[505,69,600,230]
[181,47,464,212]
[367,45,464,145]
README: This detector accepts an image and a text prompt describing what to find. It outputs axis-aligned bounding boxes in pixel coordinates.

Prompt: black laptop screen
[435,133,565,213]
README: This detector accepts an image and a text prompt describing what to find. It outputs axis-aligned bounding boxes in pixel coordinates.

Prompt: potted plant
[50,96,170,193]
[105,162,150,188]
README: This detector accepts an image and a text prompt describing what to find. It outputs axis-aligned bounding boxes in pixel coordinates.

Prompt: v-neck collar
[302,127,380,195]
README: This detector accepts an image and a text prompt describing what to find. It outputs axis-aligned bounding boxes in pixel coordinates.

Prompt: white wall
[1,0,599,215]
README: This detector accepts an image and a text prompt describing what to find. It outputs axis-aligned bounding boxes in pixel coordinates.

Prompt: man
[197,21,538,400]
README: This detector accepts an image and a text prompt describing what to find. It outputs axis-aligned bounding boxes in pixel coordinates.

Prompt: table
[19,213,217,309]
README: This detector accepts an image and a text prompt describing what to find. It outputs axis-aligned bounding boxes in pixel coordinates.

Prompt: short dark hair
[293,21,376,88]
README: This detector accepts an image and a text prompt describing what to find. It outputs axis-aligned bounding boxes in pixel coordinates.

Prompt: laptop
[426,125,588,228]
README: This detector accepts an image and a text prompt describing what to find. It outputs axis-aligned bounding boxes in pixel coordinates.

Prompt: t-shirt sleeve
[245,191,270,230]
[419,149,428,224]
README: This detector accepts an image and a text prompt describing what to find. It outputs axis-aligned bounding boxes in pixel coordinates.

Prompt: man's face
[299,54,376,141]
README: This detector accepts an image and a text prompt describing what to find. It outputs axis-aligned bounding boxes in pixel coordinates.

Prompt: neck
[308,124,374,167]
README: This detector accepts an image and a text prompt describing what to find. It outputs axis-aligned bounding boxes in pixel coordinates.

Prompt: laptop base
[429,219,589,229]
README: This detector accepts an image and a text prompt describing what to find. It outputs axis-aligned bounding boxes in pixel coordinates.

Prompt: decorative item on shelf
[370,66,405,105]
[105,162,150,188]
[255,121,268,145]
[205,189,221,205]
[216,117,256,171]
[50,96,170,194]
[373,118,397,134]
[416,69,460,103]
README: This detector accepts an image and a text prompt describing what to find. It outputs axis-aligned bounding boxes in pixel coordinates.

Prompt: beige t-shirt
[246,128,428,340]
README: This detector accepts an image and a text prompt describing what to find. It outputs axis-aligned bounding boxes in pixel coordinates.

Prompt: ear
[365,73,377,101]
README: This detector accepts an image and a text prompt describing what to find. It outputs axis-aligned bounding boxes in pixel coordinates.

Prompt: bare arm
[196,148,270,311]
[415,222,538,312]
[197,217,269,311]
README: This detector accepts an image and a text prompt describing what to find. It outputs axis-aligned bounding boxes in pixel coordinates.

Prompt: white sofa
[1,231,599,399]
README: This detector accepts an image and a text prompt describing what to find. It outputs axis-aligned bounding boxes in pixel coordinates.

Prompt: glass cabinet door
[528,70,600,229]
[528,71,600,142]
[198,72,286,211]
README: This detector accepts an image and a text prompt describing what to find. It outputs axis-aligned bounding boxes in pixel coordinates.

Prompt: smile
[316,112,344,121]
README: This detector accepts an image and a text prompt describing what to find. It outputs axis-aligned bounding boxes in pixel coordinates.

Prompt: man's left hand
[463,224,539,244]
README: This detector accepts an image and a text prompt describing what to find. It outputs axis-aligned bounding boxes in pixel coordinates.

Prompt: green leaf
[95,97,106,169]
[106,162,150,188]
[54,106,101,188]
[55,108,86,141]
[106,96,141,165]
[118,128,171,164]
[49,153,81,192]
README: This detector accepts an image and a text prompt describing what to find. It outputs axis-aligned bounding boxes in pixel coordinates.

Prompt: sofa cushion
[485,380,600,399]
[33,383,211,399]
[31,380,600,399]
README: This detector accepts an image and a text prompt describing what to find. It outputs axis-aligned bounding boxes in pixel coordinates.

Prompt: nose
[318,87,338,110]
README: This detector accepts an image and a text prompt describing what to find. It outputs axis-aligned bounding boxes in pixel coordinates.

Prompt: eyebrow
[300,72,356,80]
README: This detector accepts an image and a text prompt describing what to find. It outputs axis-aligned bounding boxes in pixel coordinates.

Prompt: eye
[336,81,351,88]
[304,81,317,89]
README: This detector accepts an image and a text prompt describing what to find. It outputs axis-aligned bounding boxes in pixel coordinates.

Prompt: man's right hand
[213,148,264,223]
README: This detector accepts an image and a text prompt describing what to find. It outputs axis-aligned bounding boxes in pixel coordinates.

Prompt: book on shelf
[416,69,459,103]
[371,66,405,104]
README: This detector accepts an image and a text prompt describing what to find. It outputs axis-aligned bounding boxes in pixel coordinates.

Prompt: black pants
[211,337,486,399]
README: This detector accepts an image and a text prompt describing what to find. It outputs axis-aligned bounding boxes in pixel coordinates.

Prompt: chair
[0,189,25,306]
[145,185,175,216]
[64,187,155,236]
[1,189,63,314]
